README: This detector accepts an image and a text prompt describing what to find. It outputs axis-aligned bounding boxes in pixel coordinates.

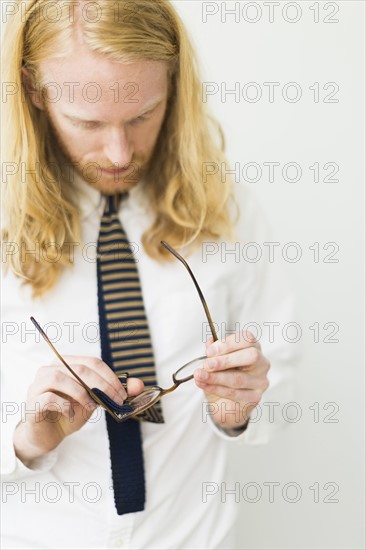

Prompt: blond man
[1,1,293,548]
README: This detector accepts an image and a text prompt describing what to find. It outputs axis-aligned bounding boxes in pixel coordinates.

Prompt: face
[30,47,169,194]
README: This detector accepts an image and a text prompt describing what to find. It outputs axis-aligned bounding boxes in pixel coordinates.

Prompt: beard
[44,110,150,195]
[71,156,148,195]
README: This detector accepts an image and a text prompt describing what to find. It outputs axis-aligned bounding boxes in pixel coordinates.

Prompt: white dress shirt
[1,177,295,549]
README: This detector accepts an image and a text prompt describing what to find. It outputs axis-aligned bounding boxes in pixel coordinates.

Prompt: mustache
[88,161,141,170]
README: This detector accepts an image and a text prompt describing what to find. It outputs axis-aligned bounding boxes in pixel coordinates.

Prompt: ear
[21,67,45,110]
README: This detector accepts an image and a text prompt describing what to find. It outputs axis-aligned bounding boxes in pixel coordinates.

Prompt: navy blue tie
[96,194,164,515]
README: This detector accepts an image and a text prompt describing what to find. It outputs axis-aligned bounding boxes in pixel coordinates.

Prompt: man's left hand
[194,331,270,432]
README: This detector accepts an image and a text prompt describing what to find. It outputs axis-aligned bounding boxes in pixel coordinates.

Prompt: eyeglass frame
[30,241,218,422]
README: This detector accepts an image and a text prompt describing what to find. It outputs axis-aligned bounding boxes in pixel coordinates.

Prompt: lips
[100,166,130,175]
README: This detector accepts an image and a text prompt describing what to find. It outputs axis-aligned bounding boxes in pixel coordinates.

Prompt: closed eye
[128,109,155,126]
[66,105,158,130]
[71,120,101,130]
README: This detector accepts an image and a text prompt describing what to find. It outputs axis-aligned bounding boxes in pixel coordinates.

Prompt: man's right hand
[13,356,144,466]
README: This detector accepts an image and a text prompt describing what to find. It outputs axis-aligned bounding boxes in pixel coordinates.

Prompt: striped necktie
[97,194,164,515]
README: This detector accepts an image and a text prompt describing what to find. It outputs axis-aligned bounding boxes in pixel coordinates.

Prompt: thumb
[126,377,145,396]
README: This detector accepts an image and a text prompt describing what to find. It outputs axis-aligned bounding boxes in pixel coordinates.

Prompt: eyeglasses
[30,241,218,422]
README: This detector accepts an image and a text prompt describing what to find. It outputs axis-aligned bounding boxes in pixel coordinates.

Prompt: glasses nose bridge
[160,381,180,396]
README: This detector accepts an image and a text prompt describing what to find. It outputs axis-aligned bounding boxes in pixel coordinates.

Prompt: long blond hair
[2,0,233,296]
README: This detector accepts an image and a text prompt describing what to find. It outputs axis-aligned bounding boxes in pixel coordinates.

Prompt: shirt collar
[72,172,150,220]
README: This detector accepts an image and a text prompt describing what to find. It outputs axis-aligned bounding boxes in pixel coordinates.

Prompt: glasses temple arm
[160,241,218,342]
[30,317,98,395]
[30,317,134,422]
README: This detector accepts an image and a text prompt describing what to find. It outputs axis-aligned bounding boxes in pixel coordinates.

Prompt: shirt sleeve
[206,185,298,444]
[0,315,60,480]
[1,412,59,480]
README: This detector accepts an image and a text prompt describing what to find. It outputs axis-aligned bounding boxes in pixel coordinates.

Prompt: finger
[194,368,268,391]
[206,331,261,358]
[203,347,265,372]
[34,392,77,422]
[126,377,144,396]
[51,356,128,403]
[48,361,144,402]
[195,380,263,406]
[30,368,111,408]
[205,336,215,348]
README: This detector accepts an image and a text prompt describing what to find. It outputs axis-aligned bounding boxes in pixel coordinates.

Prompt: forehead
[39,50,168,116]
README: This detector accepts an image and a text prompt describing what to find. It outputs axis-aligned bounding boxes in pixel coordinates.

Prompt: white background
[172,1,365,549]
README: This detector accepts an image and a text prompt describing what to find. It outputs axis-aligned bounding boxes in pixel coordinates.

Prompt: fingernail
[206,358,217,370]
[114,391,125,406]
[196,369,209,381]
[206,343,219,357]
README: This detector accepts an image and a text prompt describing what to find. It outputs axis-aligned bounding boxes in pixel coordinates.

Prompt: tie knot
[104,194,126,215]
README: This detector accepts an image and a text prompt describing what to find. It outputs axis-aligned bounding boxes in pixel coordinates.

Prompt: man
[1,1,294,548]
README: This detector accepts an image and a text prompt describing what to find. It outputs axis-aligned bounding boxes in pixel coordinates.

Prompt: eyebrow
[63,97,164,125]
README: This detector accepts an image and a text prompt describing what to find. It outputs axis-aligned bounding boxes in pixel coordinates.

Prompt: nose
[103,126,133,167]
